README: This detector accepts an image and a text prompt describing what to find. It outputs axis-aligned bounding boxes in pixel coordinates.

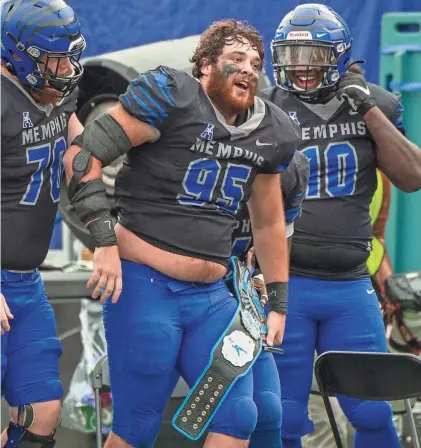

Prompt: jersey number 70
[20,136,66,206]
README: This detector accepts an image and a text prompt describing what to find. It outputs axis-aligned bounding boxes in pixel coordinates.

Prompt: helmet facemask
[23,35,86,99]
[272,40,347,103]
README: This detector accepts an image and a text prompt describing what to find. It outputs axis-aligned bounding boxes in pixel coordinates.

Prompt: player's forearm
[248,174,289,283]
[372,249,393,295]
[63,142,116,246]
[63,145,115,238]
[364,107,421,192]
[252,221,289,283]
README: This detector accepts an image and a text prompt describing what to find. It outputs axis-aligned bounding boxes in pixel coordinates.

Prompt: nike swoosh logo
[343,84,371,96]
[256,139,272,147]
[316,33,327,38]
[367,289,375,294]
[349,110,359,115]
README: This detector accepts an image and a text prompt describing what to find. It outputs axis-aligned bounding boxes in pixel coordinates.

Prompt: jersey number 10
[302,141,358,199]
[20,137,66,206]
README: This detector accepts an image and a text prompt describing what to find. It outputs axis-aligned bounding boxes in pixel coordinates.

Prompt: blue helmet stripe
[18,1,73,42]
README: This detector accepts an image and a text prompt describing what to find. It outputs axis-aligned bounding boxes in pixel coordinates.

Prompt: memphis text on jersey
[301,120,366,141]
[21,112,68,146]
[189,138,265,167]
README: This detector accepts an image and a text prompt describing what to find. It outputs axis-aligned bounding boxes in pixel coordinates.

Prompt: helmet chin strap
[46,68,75,92]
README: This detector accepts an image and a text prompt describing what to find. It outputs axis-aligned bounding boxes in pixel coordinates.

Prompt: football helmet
[271,3,352,102]
[1,0,86,98]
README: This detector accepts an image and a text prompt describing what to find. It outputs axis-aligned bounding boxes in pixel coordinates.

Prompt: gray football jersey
[232,150,309,258]
[262,84,402,279]
[115,66,301,266]
[1,74,78,270]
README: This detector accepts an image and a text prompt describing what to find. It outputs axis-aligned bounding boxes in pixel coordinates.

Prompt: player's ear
[200,58,212,77]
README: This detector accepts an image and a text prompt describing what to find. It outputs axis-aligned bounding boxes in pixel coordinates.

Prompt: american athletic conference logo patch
[200,123,215,141]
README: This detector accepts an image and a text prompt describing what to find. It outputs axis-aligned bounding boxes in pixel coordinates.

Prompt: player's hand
[88,245,122,304]
[336,72,376,116]
[246,247,256,270]
[1,293,14,335]
[265,311,286,347]
[252,276,268,307]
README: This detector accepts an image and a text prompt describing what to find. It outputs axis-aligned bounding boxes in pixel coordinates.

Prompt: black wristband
[86,213,117,247]
[266,282,288,314]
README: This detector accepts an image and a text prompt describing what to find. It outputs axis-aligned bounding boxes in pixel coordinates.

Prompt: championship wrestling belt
[172,256,266,440]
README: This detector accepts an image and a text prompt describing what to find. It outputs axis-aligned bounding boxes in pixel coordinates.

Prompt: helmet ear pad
[334,41,353,77]
[280,69,287,85]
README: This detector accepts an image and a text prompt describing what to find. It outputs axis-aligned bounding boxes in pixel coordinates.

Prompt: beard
[30,86,64,105]
[33,63,75,104]
[206,66,256,113]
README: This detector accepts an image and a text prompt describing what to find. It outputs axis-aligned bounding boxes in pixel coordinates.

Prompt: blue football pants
[103,260,283,447]
[1,269,63,407]
[275,275,400,448]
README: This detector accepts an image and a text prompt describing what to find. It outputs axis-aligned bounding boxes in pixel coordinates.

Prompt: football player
[234,150,309,448]
[1,0,86,446]
[160,150,309,448]
[263,4,421,448]
[63,20,300,448]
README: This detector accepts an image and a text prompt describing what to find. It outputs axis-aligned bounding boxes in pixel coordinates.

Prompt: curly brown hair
[190,19,264,78]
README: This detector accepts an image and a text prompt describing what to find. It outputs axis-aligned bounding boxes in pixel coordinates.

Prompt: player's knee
[32,400,62,434]
[6,401,61,446]
[348,400,393,431]
[113,408,162,447]
[255,391,282,430]
[232,397,258,437]
[281,399,314,440]
[10,400,61,435]
[9,427,57,446]
[214,396,258,438]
